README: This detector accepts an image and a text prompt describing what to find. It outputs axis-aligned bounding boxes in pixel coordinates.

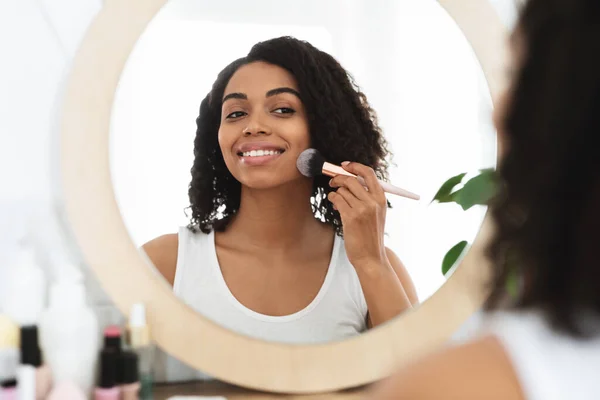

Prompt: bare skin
[143,61,418,326]
[370,336,525,400]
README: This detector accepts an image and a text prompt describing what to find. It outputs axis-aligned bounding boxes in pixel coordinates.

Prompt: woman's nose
[242,114,271,136]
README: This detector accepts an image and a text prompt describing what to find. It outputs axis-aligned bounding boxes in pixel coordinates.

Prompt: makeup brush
[296,148,420,200]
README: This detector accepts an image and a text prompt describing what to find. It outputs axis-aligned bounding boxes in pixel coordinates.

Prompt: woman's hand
[329,162,415,325]
[327,162,388,271]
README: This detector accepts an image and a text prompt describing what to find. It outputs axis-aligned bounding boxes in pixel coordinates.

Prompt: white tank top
[159,226,369,382]
[174,226,368,343]
[482,311,600,400]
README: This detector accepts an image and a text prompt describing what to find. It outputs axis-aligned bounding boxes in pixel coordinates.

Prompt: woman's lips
[238,149,284,166]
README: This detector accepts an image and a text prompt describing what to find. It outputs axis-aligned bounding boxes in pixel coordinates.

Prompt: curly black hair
[485,0,600,336]
[187,36,390,235]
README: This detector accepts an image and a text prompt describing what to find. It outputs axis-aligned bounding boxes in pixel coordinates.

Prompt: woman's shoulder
[142,233,179,286]
[370,334,524,400]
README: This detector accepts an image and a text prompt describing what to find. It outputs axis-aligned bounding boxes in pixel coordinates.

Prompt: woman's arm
[358,247,418,328]
[386,247,419,304]
[141,233,179,286]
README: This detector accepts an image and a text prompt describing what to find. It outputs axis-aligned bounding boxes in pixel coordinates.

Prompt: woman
[143,36,418,344]
[372,0,600,398]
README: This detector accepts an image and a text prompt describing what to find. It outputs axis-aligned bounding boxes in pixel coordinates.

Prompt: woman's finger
[341,162,386,200]
[333,186,362,209]
[329,175,370,202]
[327,191,352,215]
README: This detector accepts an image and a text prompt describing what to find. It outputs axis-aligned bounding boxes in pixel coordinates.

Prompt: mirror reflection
[110,0,495,345]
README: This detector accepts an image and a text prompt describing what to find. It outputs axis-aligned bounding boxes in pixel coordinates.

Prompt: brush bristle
[296,148,325,178]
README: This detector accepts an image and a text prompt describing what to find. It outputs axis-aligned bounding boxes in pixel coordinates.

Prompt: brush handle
[322,162,420,201]
[375,179,420,200]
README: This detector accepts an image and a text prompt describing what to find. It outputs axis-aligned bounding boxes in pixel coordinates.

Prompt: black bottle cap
[20,326,42,367]
[103,334,122,353]
[98,349,117,389]
[1,378,17,388]
[118,351,139,385]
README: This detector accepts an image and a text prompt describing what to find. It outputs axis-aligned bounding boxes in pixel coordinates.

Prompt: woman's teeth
[241,150,282,157]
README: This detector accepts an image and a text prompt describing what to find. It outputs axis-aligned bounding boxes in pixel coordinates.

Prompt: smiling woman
[142,37,418,350]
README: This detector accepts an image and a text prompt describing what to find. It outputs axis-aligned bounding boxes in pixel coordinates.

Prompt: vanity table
[153,381,366,400]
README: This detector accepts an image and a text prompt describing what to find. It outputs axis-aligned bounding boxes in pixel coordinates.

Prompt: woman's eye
[273,107,295,115]
[225,111,246,119]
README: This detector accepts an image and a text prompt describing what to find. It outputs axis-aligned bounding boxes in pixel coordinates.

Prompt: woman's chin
[237,174,305,191]
[240,179,289,190]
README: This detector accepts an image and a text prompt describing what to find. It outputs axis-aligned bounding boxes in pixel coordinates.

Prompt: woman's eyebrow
[222,87,301,104]
[266,87,301,99]
[222,92,247,103]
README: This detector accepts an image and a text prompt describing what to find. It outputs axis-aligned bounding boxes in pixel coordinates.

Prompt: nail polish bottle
[119,351,140,400]
[94,350,120,400]
[17,326,51,400]
[0,315,19,400]
[0,378,17,400]
[103,326,122,353]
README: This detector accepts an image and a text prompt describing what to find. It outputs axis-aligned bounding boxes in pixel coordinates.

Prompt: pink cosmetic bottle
[18,326,52,400]
[0,378,17,400]
[0,315,19,400]
[103,326,122,353]
[94,350,120,400]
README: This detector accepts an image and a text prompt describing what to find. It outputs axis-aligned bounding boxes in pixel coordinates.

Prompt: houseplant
[431,168,497,276]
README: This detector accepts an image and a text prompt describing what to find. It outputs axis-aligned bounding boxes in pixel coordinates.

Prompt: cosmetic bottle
[94,350,120,400]
[17,326,51,400]
[3,246,45,326]
[127,303,154,399]
[119,351,140,400]
[0,378,17,400]
[0,316,19,400]
[39,272,99,397]
[103,326,122,353]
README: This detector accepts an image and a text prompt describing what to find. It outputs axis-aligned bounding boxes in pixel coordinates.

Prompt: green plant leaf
[454,169,497,210]
[442,240,469,276]
[431,172,467,204]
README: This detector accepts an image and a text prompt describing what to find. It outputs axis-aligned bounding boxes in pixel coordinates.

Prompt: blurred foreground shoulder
[369,335,525,400]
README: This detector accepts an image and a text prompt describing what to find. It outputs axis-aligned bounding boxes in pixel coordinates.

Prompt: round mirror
[60,0,505,393]
[109,0,495,339]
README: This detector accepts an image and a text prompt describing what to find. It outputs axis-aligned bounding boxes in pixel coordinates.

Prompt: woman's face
[218,61,311,190]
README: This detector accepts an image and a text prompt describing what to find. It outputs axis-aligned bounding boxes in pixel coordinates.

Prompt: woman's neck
[224,179,332,251]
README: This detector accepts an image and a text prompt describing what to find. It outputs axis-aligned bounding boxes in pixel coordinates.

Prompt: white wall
[0,0,124,329]
[1,0,520,353]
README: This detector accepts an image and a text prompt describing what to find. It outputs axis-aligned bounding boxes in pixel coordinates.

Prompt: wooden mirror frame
[60,0,506,393]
